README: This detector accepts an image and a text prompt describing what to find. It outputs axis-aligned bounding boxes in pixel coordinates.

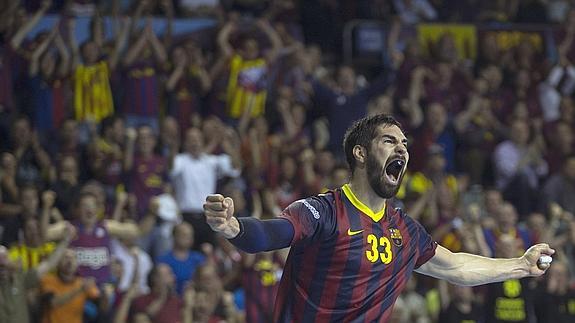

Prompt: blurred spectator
[544,121,574,173]
[241,249,286,323]
[130,263,190,323]
[217,17,282,121]
[1,184,41,246]
[111,234,153,295]
[483,235,536,323]
[8,190,64,271]
[87,115,126,199]
[493,119,548,216]
[121,17,168,131]
[541,155,575,215]
[51,155,81,217]
[70,192,139,285]
[438,282,483,323]
[27,23,71,134]
[157,116,181,158]
[0,152,23,221]
[8,116,52,187]
[124,125,168,220]
[192,263,242,322]
[170,127,241,247]
[311,65,394,154]
[40,248,102,323]
[71,15,126,123]
[534,260,575,322]
[165,43,212,132]
[0,223,73,323]
[157,222,206,295]
[409,102,457,173]
[483,202,532,258]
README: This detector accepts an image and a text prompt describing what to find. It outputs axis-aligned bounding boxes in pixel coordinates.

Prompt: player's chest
[328,216,416,270]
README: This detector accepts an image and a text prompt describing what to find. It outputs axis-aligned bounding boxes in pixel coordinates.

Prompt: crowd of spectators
[1,0,575,322]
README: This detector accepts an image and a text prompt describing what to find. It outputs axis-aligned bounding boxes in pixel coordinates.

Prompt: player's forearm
[227,217,294,253]
[443,253,529,286]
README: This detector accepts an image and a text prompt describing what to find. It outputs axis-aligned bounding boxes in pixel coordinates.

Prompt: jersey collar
[342,184,386,222]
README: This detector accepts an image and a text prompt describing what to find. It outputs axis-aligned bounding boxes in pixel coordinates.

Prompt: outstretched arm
[204,194,294,253]
[415,244,555,286]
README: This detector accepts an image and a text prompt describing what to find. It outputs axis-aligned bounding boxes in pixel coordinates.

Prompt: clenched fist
[203,194,240,239]
[521,243,555,276]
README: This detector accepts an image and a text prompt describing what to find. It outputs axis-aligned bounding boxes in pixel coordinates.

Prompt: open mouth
[384,159,405,184]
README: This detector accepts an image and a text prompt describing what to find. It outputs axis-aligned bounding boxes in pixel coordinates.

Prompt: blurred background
[0,0,575,322]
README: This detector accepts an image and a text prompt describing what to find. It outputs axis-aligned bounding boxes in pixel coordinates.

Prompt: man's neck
[348,177,386,214]
[173,247,189,259]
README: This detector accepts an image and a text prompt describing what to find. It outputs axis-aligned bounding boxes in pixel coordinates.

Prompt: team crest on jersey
[389,228,403,247]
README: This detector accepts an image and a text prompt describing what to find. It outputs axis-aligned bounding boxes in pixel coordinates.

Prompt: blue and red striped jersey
[274,184,437,322]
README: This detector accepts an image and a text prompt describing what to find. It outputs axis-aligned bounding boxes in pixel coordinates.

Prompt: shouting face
[365,125,409,199]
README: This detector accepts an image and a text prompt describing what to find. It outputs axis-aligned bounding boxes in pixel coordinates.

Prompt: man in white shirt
[170,127,241,247]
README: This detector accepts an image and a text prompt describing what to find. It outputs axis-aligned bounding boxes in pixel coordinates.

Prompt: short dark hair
[342,115,403,174]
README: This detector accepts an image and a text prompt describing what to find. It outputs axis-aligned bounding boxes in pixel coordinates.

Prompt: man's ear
[352,145,366,166]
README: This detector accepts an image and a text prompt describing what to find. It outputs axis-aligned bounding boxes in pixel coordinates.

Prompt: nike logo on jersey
[347,228,364,236]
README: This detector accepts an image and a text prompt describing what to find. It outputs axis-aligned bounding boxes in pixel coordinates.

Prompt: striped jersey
[275,184,437,322]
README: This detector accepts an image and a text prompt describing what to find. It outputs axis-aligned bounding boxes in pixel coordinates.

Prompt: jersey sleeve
[278,195,335,247]
[412,219,438,268]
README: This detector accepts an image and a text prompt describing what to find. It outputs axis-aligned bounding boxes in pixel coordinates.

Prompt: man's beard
[366,153,403,199]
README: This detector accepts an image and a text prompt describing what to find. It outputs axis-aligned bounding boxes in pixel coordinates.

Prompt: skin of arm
[181,285,195,323]
[160,0,174,48]
[165,61,186,92]
[67,19,81,69]
[122,25,148,67]
[108,18,132,71]
[105,219,140,241]
[138,198,159,236]
[10,0,51,50]
[29,27,56,77]
[220,128,243,170]
[217,22,235,59]
[31,133,54,176]
[40,191,57,242]
[257,19,282,64]
[415,243,555,287]
[35,225,74,277]
[123,128,137,171]
[111,191,129,221]
[147,23,168,65]
[53,31,71,77]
